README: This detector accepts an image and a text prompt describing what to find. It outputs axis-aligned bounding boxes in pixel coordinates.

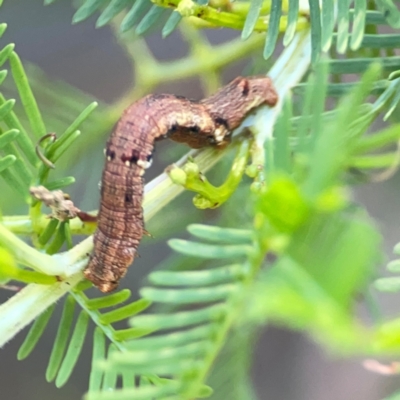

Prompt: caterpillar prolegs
[84,76,278,292]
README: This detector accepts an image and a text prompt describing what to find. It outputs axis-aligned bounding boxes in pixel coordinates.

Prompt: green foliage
[81,64,400,398]
[0,0,400,399]
[51,0,400,61]
[16,284,154,388]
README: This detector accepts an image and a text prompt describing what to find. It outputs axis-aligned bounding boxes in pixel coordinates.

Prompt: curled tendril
[36,133,57,169]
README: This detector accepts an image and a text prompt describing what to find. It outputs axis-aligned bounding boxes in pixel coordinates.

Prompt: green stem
[0,272,82,348]
[169,139,251,209]
[0,223,64,275]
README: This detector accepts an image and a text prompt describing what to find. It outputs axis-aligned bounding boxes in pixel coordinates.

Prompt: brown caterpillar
[84,76,278,292]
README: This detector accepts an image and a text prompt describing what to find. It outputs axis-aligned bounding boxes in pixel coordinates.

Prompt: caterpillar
[84,76,278,292]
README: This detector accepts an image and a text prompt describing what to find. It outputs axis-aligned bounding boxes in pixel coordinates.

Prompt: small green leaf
[141,284,237,304]
[121,0,150,32]
[0,129,19,148]
[241,0,263,40]
[44,176,76,191]
[89,327,105,391]
[162,11,182,37]
[0,154,16,172]
[336,0,350,53]
[85,289,131,310]
[50,102,97,153]
[0,23,7,38]
[100,298,151,324]
[17,304,55,360]
[187,224,253,243]
[389,70,400,81]
[0,136,31,188]
[101,357,199,375]
[52,130,81,162]
[46,296,76,382]
[110,341,208,365]
[308,0,322,63]
[73,279,93,292]
[9,52,47,139]
[375,277,400,292]
[196,384,213,398]
[135,5,164,36]
[355,123,400,154]
[149,264,244,286]
[283,0,299,46]
[73,0,108,24]
[321,0,334,51]
[394,242,400,255]
[38,219,59,246]
[131,303,227,330]
[263,0,282,59]
[350,0,367,50]
[55,310,89,387]
[122,371,135,388]
[97,0,132,28]
[113,327,154,341]
[126,324,213,350]
[0,69,8,85]
[46,221,67,255]
[0,43,14,67]
[0,93,37,166]
[168,239,251,259]
[102,344,118,390]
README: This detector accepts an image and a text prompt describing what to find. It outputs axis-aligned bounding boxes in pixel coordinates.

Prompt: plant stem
[0,223,64,275]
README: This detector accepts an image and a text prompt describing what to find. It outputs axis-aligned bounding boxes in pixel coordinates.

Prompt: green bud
[168,167,187,185]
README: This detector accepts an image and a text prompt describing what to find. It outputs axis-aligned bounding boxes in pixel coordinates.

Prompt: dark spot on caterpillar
[121,150,140,165]
[169,123,178,133]
[106,148,116,160]
[125,193,132,203]
[214,116,229,129]
[189,125,200,134]
[240,79,250,96]
[85,76,278,292]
